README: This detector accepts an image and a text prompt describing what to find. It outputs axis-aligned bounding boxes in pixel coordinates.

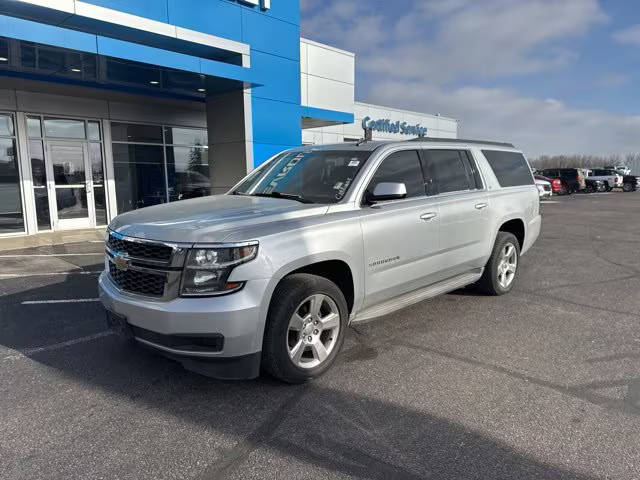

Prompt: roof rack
[407,137,515,148]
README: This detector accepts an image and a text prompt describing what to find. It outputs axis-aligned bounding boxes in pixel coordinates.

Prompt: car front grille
[107,233,173,262]
[109,261,166,297]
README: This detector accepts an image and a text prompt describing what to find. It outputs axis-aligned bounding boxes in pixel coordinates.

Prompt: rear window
[482,150,534,187]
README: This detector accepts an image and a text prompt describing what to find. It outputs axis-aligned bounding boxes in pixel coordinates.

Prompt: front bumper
[99,272,270,378]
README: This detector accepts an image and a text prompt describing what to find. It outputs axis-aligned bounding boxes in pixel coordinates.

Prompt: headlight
[180,243,258,296]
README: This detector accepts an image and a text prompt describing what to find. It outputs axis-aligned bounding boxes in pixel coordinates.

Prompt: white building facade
[300,38,458,145]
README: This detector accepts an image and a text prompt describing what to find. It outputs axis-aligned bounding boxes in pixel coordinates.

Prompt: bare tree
[530,153,638,173]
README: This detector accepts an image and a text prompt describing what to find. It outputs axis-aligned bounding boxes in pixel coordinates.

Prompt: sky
[300,0,640,158]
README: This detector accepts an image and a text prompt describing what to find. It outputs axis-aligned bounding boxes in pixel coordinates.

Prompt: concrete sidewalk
[0,228,105,252]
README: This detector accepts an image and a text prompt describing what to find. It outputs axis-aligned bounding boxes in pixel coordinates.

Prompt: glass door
[46,141,95,230]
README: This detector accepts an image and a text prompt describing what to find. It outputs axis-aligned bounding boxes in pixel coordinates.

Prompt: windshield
[232,150,372,204]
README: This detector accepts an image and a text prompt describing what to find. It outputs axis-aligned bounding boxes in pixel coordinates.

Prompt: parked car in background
[538,169,579,194]
[588,169,622,191]
[622,175,638,192]
[535,177,552,198]
[577,168,591,190]
[584,178,607,193]
[605,165,631,176]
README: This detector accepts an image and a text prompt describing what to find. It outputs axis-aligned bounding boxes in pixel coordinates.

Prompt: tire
[262,273,348,384]
[623,182,634,192]
[476,232,521,296]
[585,185,595,193]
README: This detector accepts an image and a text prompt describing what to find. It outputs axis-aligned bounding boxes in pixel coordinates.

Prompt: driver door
[359,149,441,309]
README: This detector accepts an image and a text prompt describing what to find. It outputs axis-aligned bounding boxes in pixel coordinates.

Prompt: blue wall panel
[82,0,170,22]
[167,0,242,41]
[250,50,300,104]
[242,10,300,61]
[253,143,292,167]
[0,15,98,53]
[251,97,301,146]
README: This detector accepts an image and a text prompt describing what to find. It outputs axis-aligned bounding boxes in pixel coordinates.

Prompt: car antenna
[356,128,373,146]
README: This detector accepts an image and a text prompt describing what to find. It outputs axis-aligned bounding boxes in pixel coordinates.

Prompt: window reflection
[167,146,210,201]
[113,143,166,213]
[0,114,24,233]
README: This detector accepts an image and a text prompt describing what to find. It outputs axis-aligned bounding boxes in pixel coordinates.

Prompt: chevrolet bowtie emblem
[113,254,130,271]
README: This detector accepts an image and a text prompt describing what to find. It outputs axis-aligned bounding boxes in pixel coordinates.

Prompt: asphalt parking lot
[2,191,640,480]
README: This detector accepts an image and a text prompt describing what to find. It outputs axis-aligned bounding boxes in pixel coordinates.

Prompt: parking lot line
[2,331,113,362]
[21,298,100,305]
[0,253,103,258]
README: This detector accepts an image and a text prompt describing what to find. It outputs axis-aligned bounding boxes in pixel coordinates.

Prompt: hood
[109,195,329,244]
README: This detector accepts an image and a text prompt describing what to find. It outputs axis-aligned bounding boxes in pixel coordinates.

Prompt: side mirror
[368,182,407,203]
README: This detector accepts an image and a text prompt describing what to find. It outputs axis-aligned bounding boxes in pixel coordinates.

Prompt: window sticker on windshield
[348,159,360,167]
[333,181,344,190]
[336,177,352,199]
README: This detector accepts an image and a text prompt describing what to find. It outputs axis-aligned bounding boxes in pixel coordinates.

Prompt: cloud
[303,0,606,83]
[613,24,640,46]
[301,0,638,155]
[368,81,640,157]
[593,73,630,88]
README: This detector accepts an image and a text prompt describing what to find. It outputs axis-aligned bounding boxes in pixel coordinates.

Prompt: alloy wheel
[287,294,341,369]
[497,243,518,289]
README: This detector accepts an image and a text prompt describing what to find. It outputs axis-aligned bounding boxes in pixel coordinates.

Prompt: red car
[535,175,566,195]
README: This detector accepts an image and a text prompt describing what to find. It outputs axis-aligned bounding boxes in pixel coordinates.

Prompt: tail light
[552,179,562,191]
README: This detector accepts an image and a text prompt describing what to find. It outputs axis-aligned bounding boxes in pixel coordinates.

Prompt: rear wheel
[585,184,595,193]
[623,182,634,192]
[477,232,521,296]
[262,273,348,383]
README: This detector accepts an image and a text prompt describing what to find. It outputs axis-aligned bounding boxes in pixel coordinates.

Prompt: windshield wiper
[251,192,314,204]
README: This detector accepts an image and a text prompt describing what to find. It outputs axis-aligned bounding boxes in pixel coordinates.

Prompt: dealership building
[0,0,458,237]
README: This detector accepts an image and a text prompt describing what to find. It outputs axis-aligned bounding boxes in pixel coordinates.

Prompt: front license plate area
[105,310,133,339]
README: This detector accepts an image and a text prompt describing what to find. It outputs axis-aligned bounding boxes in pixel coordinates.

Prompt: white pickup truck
[588,169,622,191]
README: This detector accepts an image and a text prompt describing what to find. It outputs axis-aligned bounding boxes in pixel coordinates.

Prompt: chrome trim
[108,229,193,249]
[105,245,178,268]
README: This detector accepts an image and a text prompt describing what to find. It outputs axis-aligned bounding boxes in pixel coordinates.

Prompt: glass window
[367,150,425,199]
[44,118,86,139]
[27,117,42,138]
[482,150,534,187]
[234,150,372,204]
[164,127,207,146]
[166,146,210,201]
[111,122,163,143]
[89,143,104,184]
[112,143,166,213]
[0,137,24,233]
[425,150,471,194]
[463,151,483,189]
[89,143,106,225]
[0,114,14,136]
[88,121,101,141]
[29,140,50,230]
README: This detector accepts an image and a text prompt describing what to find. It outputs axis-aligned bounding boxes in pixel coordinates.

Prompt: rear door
[359,149,441,308]
[422,149,491,276]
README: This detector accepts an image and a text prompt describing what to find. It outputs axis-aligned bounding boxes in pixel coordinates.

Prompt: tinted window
[426,149,471,194]
[482,150,534,187]
[367,150,425,199]
[111,122,163,143]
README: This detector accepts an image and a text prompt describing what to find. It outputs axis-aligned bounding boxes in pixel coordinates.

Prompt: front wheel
[476,232,521,295]
[623,182,635,192]
[262,273,348,383]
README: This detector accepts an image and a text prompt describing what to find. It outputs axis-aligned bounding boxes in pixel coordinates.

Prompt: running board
[350,268,483,324]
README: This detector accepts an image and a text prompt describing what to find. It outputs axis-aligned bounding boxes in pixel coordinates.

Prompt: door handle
[420,212,437,221]
[475,203,488,210]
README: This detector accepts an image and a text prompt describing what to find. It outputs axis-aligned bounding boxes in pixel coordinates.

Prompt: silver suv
[99,139,541,383]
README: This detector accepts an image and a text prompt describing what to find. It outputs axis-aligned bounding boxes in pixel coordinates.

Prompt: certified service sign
[362,116,427,137]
